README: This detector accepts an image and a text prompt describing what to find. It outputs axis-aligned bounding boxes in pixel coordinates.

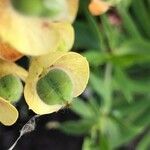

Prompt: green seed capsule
[37,69,73,105]
[12,0,43,16]
[0,75,23,103]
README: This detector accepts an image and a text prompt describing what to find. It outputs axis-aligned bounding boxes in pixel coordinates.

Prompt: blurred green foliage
[59,0,150,149]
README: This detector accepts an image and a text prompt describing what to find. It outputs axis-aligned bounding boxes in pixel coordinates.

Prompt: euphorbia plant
[0,0,89,126]
[53,0,150,149]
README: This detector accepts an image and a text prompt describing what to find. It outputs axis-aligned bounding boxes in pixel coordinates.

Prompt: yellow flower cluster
[0,0,89,126]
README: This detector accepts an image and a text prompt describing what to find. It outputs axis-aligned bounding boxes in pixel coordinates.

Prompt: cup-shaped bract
[0,0,78,56]
[24,52,89,115]
[0,97,18,126]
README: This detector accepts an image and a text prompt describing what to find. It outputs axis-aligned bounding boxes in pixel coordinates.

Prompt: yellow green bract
[24,52,89,115]
[0,97,18,126]
[0,0,77,56]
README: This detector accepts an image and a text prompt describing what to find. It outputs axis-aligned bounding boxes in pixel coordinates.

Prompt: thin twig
[8,115,40,150]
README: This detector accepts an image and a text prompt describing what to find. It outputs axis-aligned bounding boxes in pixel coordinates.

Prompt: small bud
[88,0,111,16]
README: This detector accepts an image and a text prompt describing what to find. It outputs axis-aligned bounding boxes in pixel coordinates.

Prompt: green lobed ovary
[0,75,23,103]
[37,69,73,105]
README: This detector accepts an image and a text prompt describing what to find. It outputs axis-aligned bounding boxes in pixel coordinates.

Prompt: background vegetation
[58,0,150,149]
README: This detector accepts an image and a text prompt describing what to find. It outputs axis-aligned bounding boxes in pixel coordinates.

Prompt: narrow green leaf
[71,99,95,118]
[132,0,150,38]
[113,68,133,102]
[112,121,142,148]
[83,51,107,66]
[137,131,150,150]
[114,40,150,55]
[90,73,104,98]
[133,106,150,127]
[111,40,150,66]
[116,99,150,126]
[82,137,93,150]
[117,7,141,39]
[59,119,94,135]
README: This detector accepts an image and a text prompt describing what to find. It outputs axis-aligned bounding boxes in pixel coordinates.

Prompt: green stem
[103,63,113,114]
